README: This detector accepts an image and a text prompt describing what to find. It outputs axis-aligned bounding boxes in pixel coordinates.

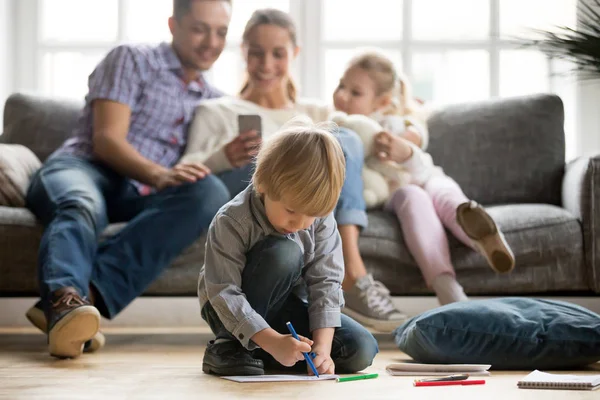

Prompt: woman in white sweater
[182,8,405,332]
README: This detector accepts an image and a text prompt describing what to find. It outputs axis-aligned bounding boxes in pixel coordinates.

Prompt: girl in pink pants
[334,51,515,305]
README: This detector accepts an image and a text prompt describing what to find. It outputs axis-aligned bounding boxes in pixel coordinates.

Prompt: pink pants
[385,175,475,286]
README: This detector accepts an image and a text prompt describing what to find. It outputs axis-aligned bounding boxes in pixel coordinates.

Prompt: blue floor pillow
[393,297,600,369]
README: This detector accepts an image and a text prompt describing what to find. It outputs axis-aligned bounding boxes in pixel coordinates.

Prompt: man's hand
[373,131,413,163]
[153,162,211,191]
[224,130,262,168]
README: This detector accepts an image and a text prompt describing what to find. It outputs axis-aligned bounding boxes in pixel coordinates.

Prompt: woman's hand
[224,130,262,168]
[373,131,413,163]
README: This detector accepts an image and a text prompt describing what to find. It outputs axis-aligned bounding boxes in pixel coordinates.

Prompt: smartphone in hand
[238,114,262,137]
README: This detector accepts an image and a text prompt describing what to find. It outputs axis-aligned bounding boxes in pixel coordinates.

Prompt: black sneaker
[202,340,264,376]
[47,287,101,359]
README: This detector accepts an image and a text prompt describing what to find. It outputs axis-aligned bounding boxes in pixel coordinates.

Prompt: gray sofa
[1,92,599,297]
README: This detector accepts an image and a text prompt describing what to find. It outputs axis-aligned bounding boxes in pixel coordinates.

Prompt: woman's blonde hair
[346,50,419,116]
[239,8,299,102]
[252,116,345,217]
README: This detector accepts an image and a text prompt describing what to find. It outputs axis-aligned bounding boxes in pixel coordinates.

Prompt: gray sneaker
[342,274,407,333]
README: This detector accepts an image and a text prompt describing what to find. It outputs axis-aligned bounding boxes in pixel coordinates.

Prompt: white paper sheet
[222,374,339,383]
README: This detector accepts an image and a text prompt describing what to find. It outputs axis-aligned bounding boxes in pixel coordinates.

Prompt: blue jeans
[201,236,378,373]
[334,127,368,229]
[26,154,231,318]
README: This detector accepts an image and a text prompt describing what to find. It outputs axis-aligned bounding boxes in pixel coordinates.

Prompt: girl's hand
[373,131,413,163]
[401,125,423,147]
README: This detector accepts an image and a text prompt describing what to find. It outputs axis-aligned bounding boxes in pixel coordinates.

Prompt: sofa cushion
[393,298,600,369]
[0,202,588,296]
[0,144,42,207]
[427,94,565,206]
[361,203,588,294]
[2,93,82,162]
[0,207,207,295]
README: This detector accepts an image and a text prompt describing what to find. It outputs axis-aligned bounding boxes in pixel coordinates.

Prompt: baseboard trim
[2,295,599,329]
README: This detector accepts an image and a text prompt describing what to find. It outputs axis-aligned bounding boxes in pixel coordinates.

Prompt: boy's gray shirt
[198,184,345,350]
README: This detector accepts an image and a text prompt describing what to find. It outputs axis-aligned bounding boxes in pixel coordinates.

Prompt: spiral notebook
[518,370,600,391]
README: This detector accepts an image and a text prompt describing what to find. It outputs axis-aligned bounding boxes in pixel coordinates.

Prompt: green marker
[336,373,379,382]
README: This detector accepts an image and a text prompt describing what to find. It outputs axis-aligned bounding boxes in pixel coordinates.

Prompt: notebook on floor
[385,362,491,376]
[518,370,600,391]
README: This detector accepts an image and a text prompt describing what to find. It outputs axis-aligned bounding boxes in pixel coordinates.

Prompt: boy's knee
[338,331,379,373]
[259,237,303,278]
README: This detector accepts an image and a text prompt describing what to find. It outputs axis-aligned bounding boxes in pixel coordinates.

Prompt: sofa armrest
[562,155,600,292]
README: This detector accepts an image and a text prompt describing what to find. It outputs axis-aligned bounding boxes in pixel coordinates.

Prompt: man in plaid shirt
[25,0,233,359]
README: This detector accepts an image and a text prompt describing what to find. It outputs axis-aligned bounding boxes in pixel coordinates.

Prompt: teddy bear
[329,111,411,209]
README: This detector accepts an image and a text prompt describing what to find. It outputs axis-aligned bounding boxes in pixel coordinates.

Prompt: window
[317,0,577,157]
[17,0,578,157]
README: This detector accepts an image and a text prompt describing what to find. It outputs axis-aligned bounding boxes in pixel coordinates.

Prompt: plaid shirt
[56,42,222,193]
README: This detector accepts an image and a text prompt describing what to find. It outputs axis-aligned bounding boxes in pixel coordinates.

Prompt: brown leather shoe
[26,300,105,353]
[47,287,100,359]
[456,201,516,273]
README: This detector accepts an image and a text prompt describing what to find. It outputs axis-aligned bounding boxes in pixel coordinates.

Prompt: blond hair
[252,117,345,217]
[346,50,419,116]
[239,8,299,102]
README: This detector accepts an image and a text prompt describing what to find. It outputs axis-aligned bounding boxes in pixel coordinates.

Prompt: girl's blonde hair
[346,50,419,116]
[240,8,298,103]
[252,116,345,217]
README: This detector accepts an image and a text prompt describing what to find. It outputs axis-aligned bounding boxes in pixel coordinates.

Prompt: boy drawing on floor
[198,117,378,376]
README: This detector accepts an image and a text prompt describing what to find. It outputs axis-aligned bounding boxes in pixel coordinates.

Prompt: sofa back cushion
[2,92,566,205]
[427,94,565,205]
[2,93,82,162]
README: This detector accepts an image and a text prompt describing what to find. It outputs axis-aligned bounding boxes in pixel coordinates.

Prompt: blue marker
[286,321,320,377]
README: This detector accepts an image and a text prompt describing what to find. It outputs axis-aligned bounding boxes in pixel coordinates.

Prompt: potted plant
[526,0,600,80]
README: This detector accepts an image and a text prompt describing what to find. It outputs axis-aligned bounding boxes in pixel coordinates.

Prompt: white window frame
[298,0,565,99]
[15,0,563,97]
[10,0,582,158]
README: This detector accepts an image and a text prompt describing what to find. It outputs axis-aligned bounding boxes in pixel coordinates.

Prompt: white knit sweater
[181,97,330,174]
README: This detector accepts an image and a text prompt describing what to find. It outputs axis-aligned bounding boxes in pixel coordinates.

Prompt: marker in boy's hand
[309,349,335,375]
[253,328,313,367]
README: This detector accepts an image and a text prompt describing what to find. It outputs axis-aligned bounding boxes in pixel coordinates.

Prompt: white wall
[576,0,600,158]
[577,81,600,158]
[0,0,15,130]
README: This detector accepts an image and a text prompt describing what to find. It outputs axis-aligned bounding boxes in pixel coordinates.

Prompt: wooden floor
[0,330,599,400]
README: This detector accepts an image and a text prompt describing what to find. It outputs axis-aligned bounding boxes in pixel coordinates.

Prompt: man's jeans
[201,236,379,373]
[26,154,231,318]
